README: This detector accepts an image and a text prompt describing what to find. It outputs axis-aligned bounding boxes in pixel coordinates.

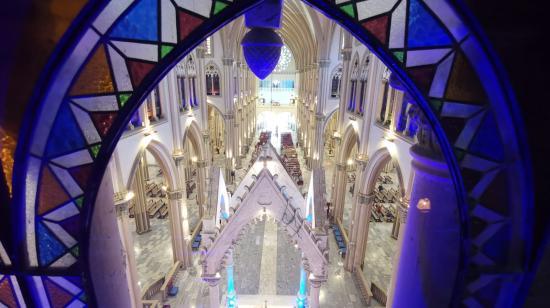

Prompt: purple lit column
[391,121,460,307]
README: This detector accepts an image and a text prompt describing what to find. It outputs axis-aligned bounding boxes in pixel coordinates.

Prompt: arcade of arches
[0,0,540,308]
[81,3,453,306]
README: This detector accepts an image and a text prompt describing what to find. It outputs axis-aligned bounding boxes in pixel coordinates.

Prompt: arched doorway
[10,0,532,306]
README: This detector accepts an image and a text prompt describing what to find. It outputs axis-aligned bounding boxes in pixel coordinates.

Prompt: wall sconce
[161,185,168,191]
[417,198,431,213]
[191,156,198,163]
[125,191,135,201]
[347,158,354,166]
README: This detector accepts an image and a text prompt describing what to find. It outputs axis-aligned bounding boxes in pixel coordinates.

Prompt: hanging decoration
[241,0,283,79]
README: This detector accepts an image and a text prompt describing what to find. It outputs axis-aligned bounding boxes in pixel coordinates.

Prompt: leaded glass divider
[11,0,532,306]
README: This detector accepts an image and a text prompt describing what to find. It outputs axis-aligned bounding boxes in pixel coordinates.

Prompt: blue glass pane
[468,112,505,161]
[407,0,453,48]
[37,221,66,266]
[110,0,158,41]
[45,103,86,158]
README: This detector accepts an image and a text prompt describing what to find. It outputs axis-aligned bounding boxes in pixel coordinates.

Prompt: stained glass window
[205,64,221,96]
[331,66,342,98]
[177,76,187,110]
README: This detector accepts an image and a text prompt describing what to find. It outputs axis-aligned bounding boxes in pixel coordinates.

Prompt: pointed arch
[126,139,179,192]
[360,147,405,198]
[10,0,533,306]
[337,123,360,165]
[183,118,207,162]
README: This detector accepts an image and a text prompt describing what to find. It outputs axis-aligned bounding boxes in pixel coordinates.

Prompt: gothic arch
[9,0,532,306]
[126,139,179,192]
[182,118,207,162]
[337,123,360,165]
[360,147,405,198]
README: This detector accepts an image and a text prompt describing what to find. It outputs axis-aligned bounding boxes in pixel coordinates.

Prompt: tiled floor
[129,217,174,289]
[362,222,397,294]
[132,119,393,307]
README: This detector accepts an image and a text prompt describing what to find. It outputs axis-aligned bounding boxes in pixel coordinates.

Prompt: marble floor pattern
[362,222,398,294]
[129,217,174,289]
[138,116,390,307]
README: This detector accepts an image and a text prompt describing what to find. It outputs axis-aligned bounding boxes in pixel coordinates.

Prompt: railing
[142,300,161,308]
[141,277,165,300]
[371,281,388,306]
[353,270,372,306]
[160,261,182,301]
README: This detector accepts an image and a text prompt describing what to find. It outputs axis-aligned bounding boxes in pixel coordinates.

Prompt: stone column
[392,120,460,307]
[386,200,409,308]
[205,276,221,308]
[196,160,208,217]
[167,188,185,264]
[311,59,330,169]
[308,277,324,308]
[133,157,150,234]
[346,192,374,271]
[234,62,243,170]
[173,153,193,267]
[331,45,351,219]
[89,171,135,308]
[197,47,211,161]
[114,193,142,308]
[332,162,346,223]
[222,58,236,184]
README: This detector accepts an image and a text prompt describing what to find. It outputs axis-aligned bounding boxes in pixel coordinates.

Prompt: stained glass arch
[10,0,532,306]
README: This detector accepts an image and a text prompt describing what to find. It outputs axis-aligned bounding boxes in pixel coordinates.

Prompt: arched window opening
[331,66,342,98]
[357,56,370,115]
[348,57,359,112]
[395,94,419,139]
[206,63,221,96]
[378,68,392,127]
[186,56,198,108]
[177,75,187,111]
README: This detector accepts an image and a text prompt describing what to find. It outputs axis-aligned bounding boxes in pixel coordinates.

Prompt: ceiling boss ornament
[241,0,284,80]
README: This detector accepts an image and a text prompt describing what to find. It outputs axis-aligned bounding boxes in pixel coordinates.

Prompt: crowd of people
[280,132,304,185]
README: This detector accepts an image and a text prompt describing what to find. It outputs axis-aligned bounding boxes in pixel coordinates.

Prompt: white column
[114,195,142,308]
[312,59,331,169]
[173,154,193,267]
[308,277,324,308]
[206,277,221,308]
[386,200,409,307]
[167,189,185,263]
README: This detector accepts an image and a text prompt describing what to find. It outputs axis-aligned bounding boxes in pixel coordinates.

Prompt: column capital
[223,113,235,120]
[398,199,409,222]
[222,58,234,66]
[335,162,346,171]
[202,275,221,287]
[196,45,206,58]
[172,152,185,166]
[355,153,369,166]
[167,189,185,200]
[315,113,325,121]
[341,48,352,61]
[196,160,207,168]
[116,202,128,218]
[317,59,330,68]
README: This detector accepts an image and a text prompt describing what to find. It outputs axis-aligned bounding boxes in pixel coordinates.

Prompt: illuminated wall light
[191,156,198,163]
[347,158,354,165]
[417,198,431,213]
[125,191,135,201]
